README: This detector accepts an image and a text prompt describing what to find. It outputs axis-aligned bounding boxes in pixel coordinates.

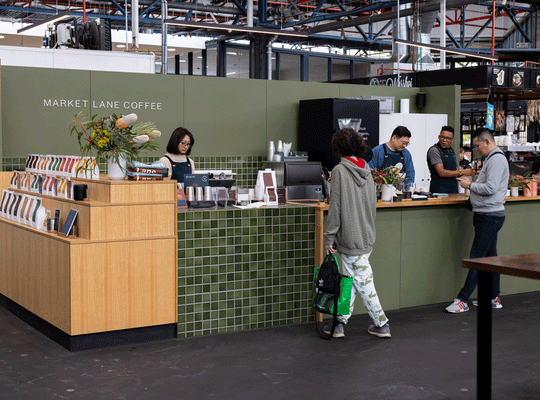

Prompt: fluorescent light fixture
[394,38,498,61]
[164,19,310,38]
[17,10,72,34]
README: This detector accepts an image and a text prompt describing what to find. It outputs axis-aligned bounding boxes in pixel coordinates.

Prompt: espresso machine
[262,161,325,202]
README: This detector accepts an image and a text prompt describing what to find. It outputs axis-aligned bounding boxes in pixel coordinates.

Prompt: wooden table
[462,254,540,399]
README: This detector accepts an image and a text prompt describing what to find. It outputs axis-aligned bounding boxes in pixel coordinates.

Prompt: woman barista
[160,127,195,185]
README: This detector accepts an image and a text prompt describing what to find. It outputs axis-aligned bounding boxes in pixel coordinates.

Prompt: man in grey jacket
[446,128,509,313]
[323,128,390,338]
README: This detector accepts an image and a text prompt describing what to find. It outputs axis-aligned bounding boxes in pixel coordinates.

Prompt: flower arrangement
[69,112,161,169]
[372,166,405,186]
[508,174,530,190]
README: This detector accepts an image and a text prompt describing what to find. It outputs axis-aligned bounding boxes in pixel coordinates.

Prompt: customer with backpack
[323,128,390,339]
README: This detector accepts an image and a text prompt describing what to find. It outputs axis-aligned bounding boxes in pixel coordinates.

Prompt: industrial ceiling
[1,0,539,63]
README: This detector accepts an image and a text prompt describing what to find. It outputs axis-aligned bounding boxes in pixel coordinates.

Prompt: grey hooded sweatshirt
[323,158,377,256]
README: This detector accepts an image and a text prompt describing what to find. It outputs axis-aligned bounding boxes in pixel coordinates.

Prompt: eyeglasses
[398,138,410,147]
[180,141,192,147]
[439,135,454,141]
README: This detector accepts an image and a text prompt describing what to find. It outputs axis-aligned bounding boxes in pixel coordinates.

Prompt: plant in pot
[521,171,537,197]
[508,174,529,197]
[70,112,161,180]
[372,166,405,201]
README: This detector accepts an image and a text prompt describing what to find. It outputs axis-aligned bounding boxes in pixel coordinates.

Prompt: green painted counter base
[356,201,540,317]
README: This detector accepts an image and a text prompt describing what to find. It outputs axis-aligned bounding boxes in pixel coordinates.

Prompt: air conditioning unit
[44,18,112,51]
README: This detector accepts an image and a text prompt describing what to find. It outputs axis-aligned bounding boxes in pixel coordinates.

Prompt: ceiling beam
[306,0,486,35]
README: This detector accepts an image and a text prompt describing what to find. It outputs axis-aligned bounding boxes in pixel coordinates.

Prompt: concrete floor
[1,291,539,400]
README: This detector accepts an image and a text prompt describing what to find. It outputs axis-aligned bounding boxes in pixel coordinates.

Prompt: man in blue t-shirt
[368,126,415,187]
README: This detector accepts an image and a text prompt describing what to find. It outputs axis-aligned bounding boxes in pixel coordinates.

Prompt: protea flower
[132,134,150,144]
[149,130,161,139]
[116,113,138,129]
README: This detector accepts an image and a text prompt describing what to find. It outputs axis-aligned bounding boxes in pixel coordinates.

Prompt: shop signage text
[43,99,163,111]
[369,75,414,87]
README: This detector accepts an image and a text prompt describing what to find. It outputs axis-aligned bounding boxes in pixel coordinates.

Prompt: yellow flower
[97,139,105,148]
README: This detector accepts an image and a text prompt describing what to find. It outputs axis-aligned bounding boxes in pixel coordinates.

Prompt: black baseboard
[0,293,177,351]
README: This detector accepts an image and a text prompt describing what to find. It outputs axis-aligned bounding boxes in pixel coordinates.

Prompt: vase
[523,181,537,197]
[107,153,128,180]
[510,186,519,197]
[524,181,537,197]
[381,184,394,202]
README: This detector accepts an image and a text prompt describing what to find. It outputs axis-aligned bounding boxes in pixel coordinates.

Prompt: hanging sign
[486,103,494,130]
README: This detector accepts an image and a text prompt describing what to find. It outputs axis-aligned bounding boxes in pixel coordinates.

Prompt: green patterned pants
[338,251,388,327]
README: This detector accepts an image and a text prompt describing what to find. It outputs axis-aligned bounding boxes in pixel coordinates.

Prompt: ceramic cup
[73,184,87,201]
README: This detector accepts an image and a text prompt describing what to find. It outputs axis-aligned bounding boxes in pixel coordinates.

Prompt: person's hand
[461,168,476,177]
[326,245,337,254]
[456,177,470,189]
[321,173,331,183]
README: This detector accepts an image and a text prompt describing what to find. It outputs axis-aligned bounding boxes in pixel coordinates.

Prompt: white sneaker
[472,297,502,308]
[445,299,469,313]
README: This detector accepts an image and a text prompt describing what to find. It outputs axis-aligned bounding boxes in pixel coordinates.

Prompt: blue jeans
[457,213,505,302]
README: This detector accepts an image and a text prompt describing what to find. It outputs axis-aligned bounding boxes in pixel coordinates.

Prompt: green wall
[1,65,460,159]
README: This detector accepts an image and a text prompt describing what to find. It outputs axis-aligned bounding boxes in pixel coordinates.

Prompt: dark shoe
[323,323,345,338]
[368,323,391,338]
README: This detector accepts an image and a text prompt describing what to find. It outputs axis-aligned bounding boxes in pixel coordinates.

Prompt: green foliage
[69,112,161,165]
[372,166,405,185]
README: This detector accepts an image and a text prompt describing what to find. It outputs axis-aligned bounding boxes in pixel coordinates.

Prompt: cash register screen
[285,162,323,186]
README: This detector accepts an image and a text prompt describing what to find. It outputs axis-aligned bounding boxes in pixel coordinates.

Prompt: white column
[132,0,139,49]
[440,0,446,69]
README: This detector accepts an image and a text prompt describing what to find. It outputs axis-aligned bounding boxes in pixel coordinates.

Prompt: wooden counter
[0,172,178,350]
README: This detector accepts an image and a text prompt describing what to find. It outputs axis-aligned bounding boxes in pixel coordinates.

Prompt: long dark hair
[166,127,195,155]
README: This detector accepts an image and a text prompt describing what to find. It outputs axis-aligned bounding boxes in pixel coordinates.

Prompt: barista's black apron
[428,143,458,193]
[382,144,405,170]
[165,155,192,184]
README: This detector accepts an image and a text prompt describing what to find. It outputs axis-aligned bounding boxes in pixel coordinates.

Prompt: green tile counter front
[176,205,315,338]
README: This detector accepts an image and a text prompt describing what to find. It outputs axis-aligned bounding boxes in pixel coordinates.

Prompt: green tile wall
[2,156,265,188]
[177,206,315,338]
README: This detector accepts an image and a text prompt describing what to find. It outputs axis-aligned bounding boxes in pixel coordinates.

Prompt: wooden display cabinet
[0,172,178,350]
